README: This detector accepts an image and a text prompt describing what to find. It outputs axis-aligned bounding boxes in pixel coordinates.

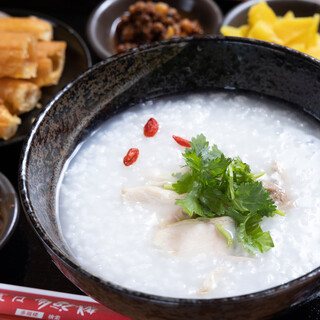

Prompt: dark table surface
[0,0,319,319]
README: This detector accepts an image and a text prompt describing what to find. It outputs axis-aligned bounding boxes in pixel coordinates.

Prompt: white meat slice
[198,256,254,296]
[122,186,184,204]
[153,217,236,257]
[142,168,177,187]
[198,268,224,295]
[260,161,293,209]
[121,186,189,225]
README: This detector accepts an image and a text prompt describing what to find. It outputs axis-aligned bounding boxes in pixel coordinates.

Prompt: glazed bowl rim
[19,36,320,305]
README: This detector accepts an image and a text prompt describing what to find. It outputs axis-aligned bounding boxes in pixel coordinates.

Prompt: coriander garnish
[170,134,283,254]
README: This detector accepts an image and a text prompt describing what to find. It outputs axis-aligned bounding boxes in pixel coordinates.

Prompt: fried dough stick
[0,32,37,79]
[0,78,41,115]
[0,103,21,140]
[0,16,53,41]
[32,41,67,87]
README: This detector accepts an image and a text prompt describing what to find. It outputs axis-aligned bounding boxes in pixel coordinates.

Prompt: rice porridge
[57,91,320,299]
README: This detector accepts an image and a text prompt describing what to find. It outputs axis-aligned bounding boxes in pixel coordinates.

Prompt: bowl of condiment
[86,0,223,58]
[0,172,19,249]
[19,37,320,320]
[221,0,320,60]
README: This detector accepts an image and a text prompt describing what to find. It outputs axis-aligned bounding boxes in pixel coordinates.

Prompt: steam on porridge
[57,91,320,299]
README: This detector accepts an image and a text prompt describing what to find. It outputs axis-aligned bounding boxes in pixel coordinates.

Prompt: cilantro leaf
[238,214,274,254]
[216,222,234,247]
[183,150,202,172]
[175,185,204,217]
[189,134,209,157]
[200,187,227,216]
[171,134,281,254]
[234,182,275,213]
[172,172,194,194]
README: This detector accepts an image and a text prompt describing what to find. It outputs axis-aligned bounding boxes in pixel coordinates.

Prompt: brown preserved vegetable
[115,1,203,53]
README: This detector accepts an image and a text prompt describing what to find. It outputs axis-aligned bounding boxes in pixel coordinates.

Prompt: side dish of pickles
[221,1,320,60]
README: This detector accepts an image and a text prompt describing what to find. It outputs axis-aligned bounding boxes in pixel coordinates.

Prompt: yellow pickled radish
[247,20,283,44]
[221,1,320,61]
[248,1,277,27]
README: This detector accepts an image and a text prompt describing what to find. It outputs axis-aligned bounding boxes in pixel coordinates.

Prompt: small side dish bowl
[0,172,19,249]
[19,37,320,320]
[86,0,223,59]
[222,0,320,28]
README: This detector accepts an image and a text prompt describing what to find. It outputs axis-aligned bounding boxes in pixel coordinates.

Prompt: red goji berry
[123,148,139,166]
[172,135,191,148]
[144,117,159,137]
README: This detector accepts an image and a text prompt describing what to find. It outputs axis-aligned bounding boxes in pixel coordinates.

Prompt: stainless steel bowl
[0,172,19,249]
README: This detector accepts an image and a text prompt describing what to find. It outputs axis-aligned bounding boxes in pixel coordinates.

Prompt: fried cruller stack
[0,16,66,140]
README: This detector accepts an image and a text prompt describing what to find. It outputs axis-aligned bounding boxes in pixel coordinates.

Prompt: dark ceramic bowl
[19,37,320,320]
[86,0,223,59]
[0,172,19,249]
[222,0,320,28]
